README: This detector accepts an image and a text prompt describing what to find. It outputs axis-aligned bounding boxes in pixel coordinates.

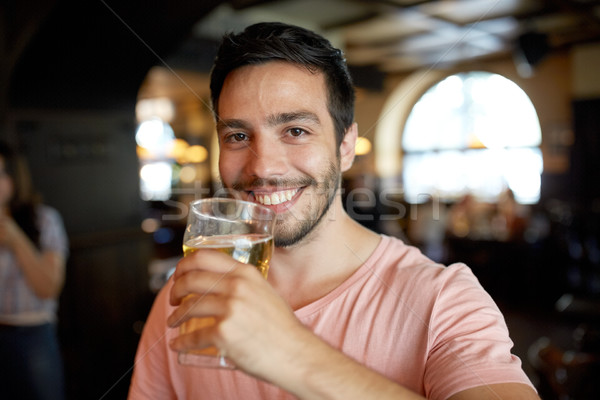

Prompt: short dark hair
[210,22,355,146]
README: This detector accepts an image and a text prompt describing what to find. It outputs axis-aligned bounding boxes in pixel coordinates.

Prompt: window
[402,71,542,204]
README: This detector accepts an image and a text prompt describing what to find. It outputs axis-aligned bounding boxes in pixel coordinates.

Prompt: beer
[182,233,273,278]
[179,233,274,359]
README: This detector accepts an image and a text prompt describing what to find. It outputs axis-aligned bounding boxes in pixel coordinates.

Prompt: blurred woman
[0,142,68,400]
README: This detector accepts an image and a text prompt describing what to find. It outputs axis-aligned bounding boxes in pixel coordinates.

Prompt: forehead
[218,61,329,119]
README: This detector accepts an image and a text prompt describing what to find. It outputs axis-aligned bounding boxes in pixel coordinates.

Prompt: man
[129,22,539,399]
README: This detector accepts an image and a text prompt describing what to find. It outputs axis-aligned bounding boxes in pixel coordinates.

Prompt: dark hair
[210,22,355,146]
[0,142,41,247]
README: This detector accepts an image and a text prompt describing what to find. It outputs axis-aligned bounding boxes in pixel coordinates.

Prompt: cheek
[293,145,337,174]
[218,153,243,184]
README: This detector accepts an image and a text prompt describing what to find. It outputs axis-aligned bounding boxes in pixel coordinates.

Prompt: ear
[340,122,358,173]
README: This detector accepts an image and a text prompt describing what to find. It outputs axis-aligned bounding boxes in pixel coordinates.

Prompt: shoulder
[368,236,487,310]
[36,205,64,223]
[35,205,69,251]
[373,235,475,284]
[35,205,67,233]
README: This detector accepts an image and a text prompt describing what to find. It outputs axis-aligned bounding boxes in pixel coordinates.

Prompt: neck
[268,199,381,309]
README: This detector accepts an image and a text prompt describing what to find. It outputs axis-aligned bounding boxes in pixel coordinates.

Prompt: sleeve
[38,206,69,257]
[128,282,177,400]
[423,263,534,399]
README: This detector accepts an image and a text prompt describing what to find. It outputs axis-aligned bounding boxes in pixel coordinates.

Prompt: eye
[224,132,249,143]
[289,128,306,137]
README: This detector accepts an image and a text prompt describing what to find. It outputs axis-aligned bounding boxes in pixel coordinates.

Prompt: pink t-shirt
[129,235,533,399]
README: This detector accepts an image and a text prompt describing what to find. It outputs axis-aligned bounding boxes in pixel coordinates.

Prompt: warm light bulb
[169,138,190,162]
[179,165,197,183]
[355,137,372,156]
[185,145,208,163]
[136,97,175,123]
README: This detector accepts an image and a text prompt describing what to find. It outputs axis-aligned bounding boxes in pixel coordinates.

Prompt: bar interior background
[2,1,600,399]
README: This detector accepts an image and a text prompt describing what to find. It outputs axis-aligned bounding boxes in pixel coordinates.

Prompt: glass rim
[189,197,275,219]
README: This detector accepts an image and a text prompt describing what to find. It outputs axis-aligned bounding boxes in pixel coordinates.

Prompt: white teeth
[256,189,298,205]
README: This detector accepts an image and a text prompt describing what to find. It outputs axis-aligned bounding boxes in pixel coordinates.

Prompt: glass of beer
[178,197,275,368]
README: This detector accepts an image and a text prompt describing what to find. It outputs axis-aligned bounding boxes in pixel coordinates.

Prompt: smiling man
[218,62,347,248]
[129,22,540,400]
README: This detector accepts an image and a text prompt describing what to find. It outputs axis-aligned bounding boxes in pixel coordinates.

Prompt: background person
[0,142,69,400]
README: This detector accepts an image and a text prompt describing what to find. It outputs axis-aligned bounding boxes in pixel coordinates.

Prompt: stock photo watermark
[159,183,442,223]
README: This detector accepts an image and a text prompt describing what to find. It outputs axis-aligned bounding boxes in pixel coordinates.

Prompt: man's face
[216,61,344,247]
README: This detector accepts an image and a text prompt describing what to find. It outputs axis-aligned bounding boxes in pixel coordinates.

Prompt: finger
[168,324,217,353]
[174,249,242,279]
[167,293,225,327]
[169,269,232,306]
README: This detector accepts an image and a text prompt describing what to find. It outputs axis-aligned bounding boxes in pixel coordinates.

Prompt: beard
[229,161,341,248]
[274,162,340,247]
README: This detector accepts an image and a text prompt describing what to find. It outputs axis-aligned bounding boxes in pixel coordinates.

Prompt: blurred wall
[573,43,600,99]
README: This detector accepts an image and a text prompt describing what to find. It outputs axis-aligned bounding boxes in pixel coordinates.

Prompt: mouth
[251,188,300,206]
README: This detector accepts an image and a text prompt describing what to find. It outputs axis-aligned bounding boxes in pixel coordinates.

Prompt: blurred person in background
[0,142,69,400]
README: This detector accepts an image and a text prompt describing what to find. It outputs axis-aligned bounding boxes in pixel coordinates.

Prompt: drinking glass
[178,197,276,368]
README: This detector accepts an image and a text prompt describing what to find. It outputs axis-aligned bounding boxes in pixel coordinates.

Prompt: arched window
[402,71,542,204]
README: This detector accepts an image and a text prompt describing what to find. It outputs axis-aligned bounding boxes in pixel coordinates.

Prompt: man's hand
[167,249,310,380]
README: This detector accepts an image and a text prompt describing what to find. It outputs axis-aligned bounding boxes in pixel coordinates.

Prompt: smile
[253,188,299,205]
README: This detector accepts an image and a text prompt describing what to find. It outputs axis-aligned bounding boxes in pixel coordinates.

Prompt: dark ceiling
[6,0,223,110]
[5,0,600,111]
[191,0,600,73]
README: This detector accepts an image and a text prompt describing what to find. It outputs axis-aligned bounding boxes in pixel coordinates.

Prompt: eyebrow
[266,111,321,127]
[216,119,250,132]
[216,111,321,134]
[217,111,321,132]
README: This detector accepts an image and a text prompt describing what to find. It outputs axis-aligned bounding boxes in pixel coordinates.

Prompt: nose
[243,135,287,179]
